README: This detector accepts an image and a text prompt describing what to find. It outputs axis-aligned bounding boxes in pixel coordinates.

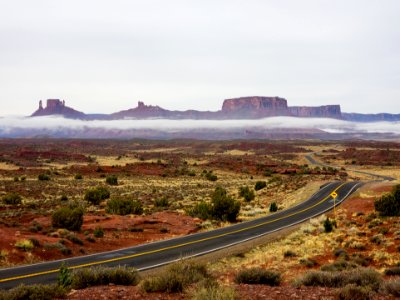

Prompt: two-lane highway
[0,181,362,289]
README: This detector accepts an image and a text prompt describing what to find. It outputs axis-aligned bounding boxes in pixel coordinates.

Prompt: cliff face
[31,99,86,119]
[289,105,342,118]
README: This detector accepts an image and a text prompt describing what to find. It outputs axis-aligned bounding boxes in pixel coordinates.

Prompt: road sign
[331,191,338,199]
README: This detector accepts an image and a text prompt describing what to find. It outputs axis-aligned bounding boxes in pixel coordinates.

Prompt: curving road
[0,181,362,289]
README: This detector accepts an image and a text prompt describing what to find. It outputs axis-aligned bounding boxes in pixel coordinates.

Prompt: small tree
[239,186,255,202]
[269,202,278,212]
[52,207,84,231]
[323,217,333,233]
[375,185,400,216]
[84,186,110,205]
[211,187,241,222]
[106,175,118,186]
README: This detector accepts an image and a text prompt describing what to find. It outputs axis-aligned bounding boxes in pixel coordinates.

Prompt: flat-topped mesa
[31,99,85,118]
[289,105,342,119]
[221,96,290,118]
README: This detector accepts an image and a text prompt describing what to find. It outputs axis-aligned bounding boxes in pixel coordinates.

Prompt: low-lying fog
[0,116,399,137]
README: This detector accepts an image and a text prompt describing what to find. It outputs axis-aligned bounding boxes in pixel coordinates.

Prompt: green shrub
[60,194,68,201]
[105,175,118,186]
[84,186,110,205]
[58,263,72,288]
[296,268,382,291]
[299,258,318,268]
[234,268,281,286]
[52,206,84,231]
[269,202,278,212]
[70,266,140,289]
[154,197,170,208]
[2,192,22,205]
[374,185,400,216]
[239,186,255,202]
[141,261,209,293]
[38,174,50,181]
[74,174,83,180]
[336,284,373,300]
[0,284,67,300]
[210,187,241,222]
[93,227,104,238]
[254,181,267,191]
[106,198,143,215]
[283,250,297,258]
[15,239,34,251]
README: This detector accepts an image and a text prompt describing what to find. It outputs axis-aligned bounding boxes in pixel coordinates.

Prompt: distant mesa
[29,96,399,122]
[31,99,85,119]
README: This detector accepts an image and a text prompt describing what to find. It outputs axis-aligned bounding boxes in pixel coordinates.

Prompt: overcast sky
[0,0,399,115]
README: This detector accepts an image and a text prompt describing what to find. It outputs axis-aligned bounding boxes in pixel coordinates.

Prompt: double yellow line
[0,182,346,284]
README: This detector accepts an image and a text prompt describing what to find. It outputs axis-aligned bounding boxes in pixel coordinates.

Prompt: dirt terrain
[1,139,399,299]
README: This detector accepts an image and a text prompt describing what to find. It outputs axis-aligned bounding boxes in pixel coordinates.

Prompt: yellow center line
[0,182,347,283]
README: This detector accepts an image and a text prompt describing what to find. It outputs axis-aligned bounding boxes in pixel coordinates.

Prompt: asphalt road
[0,181,362,289]
[305,154,395,181]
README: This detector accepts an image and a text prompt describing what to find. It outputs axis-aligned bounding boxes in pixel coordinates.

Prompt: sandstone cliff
[31,99,86,119]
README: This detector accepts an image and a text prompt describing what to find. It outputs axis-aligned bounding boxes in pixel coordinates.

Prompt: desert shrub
[60,194,68,201]
[93,227,104,238]
[336,284,373,300]
[296,268,382,291]
[383,279,400,297]
[141,261,209,293]
[0,284,67,300]
[105,175,118,186]
[29,237,40,247]
[269,202,278,212]
[374,185,400,216]
[239,186,255,202]
[15,239,34,251]
[205,171,218,181]
[74,174,83,180]
[211,187,241,222]
[384,267,400,276]
[70,266,140,289]
[66,234,84,245]
[84,186,110,205]
[154,197,170,208]
[106,198,143,215]
[52,206,84,231]
[334,248,348,259]
[38,174,50,181]
[2,192,22,205]
[44,241,72,255]
[235,268,281,286]
[58,263,72,288]
[299,258,318,268]
[189,202,212,220]
[254,181,267,191]
[320,260,358,272]
[190,279,236,300]
[284,250,297,258]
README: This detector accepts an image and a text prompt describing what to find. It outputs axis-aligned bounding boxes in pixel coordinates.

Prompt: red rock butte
[30,96,344,120]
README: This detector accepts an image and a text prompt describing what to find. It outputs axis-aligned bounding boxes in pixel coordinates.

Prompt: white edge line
[0,182,339,273]
[137,182,363,271]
